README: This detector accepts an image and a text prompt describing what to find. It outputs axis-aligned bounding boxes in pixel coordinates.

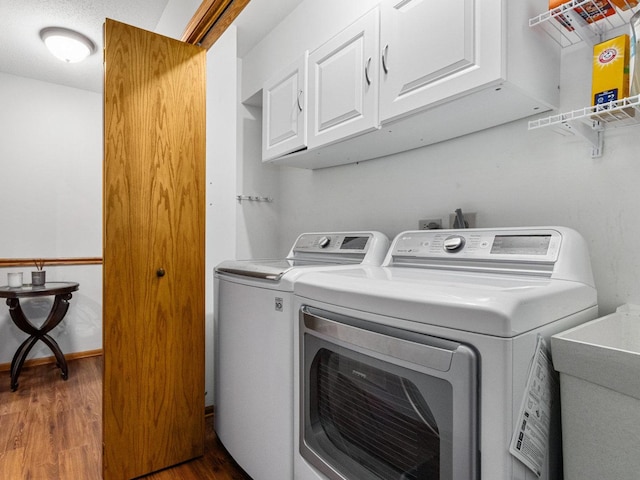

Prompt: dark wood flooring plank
[0,356,252,480]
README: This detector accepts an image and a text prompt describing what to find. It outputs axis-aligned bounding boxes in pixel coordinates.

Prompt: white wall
[0,73,103,364]
[205,26,238,406]
[238,5,640,317]
[0,73,102,258]
[235,101,281,259]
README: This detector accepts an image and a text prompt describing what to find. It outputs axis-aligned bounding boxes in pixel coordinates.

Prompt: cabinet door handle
[382,44,389,74]
[297,90,303,112]
[156,268,166,278]
[364,57,372,86]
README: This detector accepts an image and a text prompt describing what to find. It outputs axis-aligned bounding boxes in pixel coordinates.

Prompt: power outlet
[419,218,444,230]
[449,212,477,229]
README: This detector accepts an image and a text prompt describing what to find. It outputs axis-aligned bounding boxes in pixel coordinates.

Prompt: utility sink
[551,304,640,480]
[552,303,640,400]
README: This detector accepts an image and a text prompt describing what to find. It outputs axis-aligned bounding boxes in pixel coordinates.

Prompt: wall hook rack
[236,195,274,203]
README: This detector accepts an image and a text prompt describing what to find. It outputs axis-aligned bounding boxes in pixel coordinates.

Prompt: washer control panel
[443,235,465,252]
[318,236,331,248]
[293,233,371,254]
[392,229,562,263]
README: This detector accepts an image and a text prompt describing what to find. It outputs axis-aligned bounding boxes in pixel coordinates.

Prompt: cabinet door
[262,53,308,161]
[379,0,501,123]
[307,8,380,150]
[103,19,205,480]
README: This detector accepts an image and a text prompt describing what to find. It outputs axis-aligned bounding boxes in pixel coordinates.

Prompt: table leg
[6,293,73,390]
[10,336,40,391]
[39,334,68,380]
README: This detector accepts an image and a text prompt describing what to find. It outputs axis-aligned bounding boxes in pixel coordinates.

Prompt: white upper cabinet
[262,53,308,161]
[307,8,380,149]
[379,0,497,123]
[259,0,559,169]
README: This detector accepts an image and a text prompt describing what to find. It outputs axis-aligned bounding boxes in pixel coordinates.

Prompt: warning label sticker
[509,335,558,477]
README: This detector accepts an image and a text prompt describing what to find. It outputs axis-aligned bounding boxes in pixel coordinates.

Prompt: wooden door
[103,19,206,480]
[307,7,379,150]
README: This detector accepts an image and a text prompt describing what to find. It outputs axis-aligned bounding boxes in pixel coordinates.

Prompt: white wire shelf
[530,0,639,47]
[528,94,640,156]
[529,94,640,128]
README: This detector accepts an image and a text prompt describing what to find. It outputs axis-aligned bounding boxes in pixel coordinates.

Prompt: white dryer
[214,231,389,480]
[293,227,598,480]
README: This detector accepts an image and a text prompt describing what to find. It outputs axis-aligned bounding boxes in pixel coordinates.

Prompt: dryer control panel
[386,227,594,285]
[391,229,561,262]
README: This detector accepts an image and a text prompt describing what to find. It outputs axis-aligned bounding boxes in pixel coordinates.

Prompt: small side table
[0,281,79,391]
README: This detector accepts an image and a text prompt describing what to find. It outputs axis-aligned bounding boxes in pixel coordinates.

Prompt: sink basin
[551,304,640,480]
[552,304,640,400]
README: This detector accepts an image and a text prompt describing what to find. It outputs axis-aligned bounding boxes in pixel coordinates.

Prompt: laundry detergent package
[609,0,639,10]
[549,0,616,31]
[592,34,630,108]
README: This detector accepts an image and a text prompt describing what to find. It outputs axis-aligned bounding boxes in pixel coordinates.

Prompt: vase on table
[32,270,46,286]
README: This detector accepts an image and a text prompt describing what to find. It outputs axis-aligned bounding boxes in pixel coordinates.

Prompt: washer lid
[215,231,390,281]
[294,266,597,337]
[216,258,342,281]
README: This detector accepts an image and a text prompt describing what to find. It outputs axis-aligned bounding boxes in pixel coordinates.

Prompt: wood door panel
[103,19,206,480]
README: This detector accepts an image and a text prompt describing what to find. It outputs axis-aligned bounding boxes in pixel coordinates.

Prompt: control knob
[443,235,465,252]
[318,236,331,248]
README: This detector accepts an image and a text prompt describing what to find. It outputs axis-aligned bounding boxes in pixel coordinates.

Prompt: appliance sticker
[509,335,557,477]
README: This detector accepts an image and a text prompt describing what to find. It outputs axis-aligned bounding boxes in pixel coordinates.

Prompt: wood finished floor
[0,356,252,480]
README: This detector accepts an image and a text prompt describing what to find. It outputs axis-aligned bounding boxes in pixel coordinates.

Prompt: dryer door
[300,307,479,480]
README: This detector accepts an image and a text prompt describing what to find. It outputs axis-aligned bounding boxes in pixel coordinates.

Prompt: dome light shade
[40,27,95,63]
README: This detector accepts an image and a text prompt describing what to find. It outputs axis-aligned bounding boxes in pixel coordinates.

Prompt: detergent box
[549,0,616,31]
[592,34,630,107]
[609,0,639,10]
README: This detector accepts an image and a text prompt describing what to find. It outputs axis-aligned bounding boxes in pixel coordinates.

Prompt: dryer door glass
[300,307,478,480]
[314,348,443,479]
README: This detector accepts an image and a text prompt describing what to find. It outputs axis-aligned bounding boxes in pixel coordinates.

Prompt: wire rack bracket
[529,94,640,157]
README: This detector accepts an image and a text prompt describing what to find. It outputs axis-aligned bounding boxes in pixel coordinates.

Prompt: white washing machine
[214,231,389,480]
[293,227,598,480]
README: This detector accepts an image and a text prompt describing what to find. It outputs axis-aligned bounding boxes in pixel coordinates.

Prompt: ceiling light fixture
[40,27,95,63]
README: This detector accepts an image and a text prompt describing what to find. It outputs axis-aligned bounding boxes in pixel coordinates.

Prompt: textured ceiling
[0,0,171,93]
[0,0,301,93]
